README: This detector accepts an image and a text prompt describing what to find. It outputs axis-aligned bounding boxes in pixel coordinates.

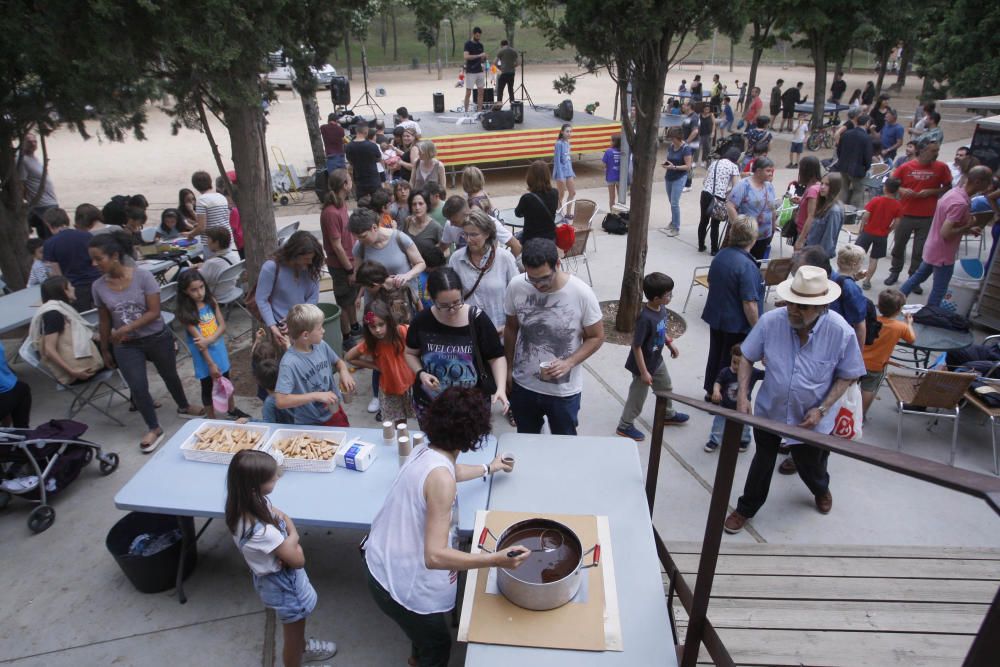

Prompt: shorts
[855,231,888,259]
[782,108,794,119]
[254,567,317,624]
[329,267,359,309]
[465,71,486,89]
[859,369,885,393]
[790,142,804,153]
[770,105,781,118]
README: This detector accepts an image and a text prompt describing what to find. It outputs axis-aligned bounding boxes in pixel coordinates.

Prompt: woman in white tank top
[364,386,528,666]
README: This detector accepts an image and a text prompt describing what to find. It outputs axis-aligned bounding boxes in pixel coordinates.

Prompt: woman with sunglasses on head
[404,267,508,414]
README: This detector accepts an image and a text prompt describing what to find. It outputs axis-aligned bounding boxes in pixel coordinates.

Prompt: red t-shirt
[320,122,345,157]
[745,97,763,123]
[320,203,353,270]
[862,195,903,237]
[356,325,415,395]
[893,160,952,218]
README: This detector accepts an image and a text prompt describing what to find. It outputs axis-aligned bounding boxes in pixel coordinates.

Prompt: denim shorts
[791,142,804,153]
[253,567,317,624]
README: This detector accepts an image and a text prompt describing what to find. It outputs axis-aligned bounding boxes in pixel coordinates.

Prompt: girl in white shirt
[227,450,335,667]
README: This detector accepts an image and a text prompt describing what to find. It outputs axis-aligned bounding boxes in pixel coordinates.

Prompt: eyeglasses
[526,272,555,286]
[435,298,464,312]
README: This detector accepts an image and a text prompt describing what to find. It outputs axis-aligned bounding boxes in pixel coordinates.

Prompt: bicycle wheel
[823,130,836,149]
[806,132,822,152]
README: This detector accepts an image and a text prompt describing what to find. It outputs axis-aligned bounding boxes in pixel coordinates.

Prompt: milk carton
[334,438,378,471]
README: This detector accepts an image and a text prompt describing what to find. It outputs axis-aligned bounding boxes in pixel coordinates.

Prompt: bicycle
[806,121,838,151]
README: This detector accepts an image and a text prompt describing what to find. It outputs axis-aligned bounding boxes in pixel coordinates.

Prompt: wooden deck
[666,542,1000,666]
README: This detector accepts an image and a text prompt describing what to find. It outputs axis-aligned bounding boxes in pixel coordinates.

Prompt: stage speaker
[554,99,574,121]
[482,87,495,105]
[481,110,515,131]
[511,100,524,124]
[330,76,351,106]
[433,92,445,114]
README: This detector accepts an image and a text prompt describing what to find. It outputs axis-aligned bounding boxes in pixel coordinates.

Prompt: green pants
[618,362,675,429]
[366,566,452,667]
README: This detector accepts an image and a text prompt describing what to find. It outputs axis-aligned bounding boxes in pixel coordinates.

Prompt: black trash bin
[106,512,197,594]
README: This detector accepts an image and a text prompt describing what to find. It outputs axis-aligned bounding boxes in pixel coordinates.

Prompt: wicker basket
[264,428,347,473]
[179,421,272,465]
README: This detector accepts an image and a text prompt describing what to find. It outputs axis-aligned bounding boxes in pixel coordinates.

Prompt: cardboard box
[334,438,378,471]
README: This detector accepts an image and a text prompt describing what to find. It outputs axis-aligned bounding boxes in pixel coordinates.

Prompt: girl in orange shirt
[345,301,415,424]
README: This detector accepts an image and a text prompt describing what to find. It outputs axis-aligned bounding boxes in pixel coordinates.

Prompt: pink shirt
[921,187,971,267]
[795,183,821,232]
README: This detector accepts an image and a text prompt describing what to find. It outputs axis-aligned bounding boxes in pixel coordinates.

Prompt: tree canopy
[919,0,1000,98]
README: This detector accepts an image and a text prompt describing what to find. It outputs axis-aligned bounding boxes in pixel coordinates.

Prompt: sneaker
[723,510,749,534]
[682,186,692,193]
[367,397,380,413]
[739,441,750,453]
[815,491,833,514]
[785,162,795,168]
[227,407,251,420]
[861,279,872,290]
[303,638,337,663]
[912,285,924,295]
[616,425,646,442]
[665,228,679,237]
[704,441,719,453]
[663,412,690,425]
[883,273,898,286]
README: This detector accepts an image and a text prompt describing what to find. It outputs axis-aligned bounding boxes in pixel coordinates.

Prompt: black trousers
[496,72,515,104]
[703,328,747,394]
[736,428,830,518]
[698,191,722,253]
[0,380,32,428]
[366,567,451,667]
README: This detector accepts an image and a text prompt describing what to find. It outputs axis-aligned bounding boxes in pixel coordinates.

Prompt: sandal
[177,407,206,419]
[505,411,517,428]
[140,429,165,454]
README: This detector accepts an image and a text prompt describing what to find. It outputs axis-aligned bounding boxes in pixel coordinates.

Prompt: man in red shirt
[743,87,763,127]
[884,137,952,288]
[320,113,346,174]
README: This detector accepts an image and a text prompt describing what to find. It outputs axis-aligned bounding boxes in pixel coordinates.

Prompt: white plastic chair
[276,221,300,246]
[213,261,253,340]
[158,282,190,360]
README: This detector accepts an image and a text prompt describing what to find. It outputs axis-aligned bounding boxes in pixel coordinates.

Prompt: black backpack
[834,275,881,345]
[601,211,628,235]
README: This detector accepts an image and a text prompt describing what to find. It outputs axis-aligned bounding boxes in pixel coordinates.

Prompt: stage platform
[414,106,619,168]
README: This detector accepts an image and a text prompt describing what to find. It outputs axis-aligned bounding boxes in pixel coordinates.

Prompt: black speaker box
[554,99,574,121]
[330,76,351,106]
[511,100,524,123]
[433,92,445,114]
[482,87,495,105]
[481,110,515,131]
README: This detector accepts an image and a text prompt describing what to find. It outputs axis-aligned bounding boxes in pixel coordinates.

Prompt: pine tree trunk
[616,65,667,332]
[427,46,432,74]
[748,48,763,95]
[729,39,735,72]
[450,18,456,57]
[226,104,277,286]
[299,87,326,170]
[505,20,516,48]
[0,141,31,290]
[345,38,354,81]
[380,15,388,54]
[874,44,890,96]
[195,97,231,193]
[894,42,913,90]
[392,8,399,60]
[810,39,828,132]
[435,28,442,80]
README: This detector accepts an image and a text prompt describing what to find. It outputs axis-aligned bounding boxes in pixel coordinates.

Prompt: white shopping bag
[212,376,234,415]
[831,383,863,440]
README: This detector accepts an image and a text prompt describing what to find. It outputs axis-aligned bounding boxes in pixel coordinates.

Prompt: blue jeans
[900,262,954,308]
[326,154,346,174]
[666,177,686,230]
[710,415,752,446]
[509,382,581,436]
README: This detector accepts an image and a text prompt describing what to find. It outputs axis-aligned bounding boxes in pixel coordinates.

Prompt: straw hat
[775,265,841,306]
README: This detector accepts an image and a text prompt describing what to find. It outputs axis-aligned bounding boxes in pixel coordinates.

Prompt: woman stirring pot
[364,387,529,667]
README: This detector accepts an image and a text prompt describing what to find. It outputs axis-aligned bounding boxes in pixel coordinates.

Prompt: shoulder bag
[467,306,498,396]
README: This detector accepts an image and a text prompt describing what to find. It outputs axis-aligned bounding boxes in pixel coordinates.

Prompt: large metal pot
[478,518,600,611]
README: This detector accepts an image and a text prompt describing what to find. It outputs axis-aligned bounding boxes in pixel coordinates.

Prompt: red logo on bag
[832,407,855,439]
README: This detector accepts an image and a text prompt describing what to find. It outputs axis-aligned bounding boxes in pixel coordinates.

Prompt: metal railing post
[646,396,668,514]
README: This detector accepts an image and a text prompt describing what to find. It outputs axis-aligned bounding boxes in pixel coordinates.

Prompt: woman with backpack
[253,230,324,349]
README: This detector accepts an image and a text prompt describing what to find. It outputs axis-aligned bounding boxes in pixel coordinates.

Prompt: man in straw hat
[724,265,866,534]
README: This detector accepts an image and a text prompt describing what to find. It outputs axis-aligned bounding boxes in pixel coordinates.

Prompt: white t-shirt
[233,516,284,575]
[504,273,602,397]
[702,159,740,199]
[195,191,231,256]
[441,215,513,248]
[793,121,808,143]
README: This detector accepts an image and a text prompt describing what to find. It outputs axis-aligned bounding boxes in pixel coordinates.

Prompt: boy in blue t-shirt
[602,134,622,212]
[719,96,734,137]
[706,344,765,452]
[616,273,690,442]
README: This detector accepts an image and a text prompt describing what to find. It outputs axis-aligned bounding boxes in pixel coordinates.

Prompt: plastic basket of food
[179,422,271,465]
[265,429,346,472]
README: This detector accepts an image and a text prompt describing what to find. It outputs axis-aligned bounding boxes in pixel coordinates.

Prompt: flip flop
[140,430,165,454]
[177,407,206,419]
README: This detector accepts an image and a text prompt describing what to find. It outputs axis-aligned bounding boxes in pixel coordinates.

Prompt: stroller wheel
[28,505,55,533]
[0,490,10,510]
[99,453,120,476]
[83,448,94,464]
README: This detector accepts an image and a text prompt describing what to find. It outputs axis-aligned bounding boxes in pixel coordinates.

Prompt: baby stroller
[0,419,119,533]
[713,132,746,161]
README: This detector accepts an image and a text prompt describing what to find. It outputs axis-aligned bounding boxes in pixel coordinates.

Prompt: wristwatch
[817,405,828,415]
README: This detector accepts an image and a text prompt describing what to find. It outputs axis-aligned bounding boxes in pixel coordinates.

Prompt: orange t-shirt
[862,317,916,372]
[357,325,415,395]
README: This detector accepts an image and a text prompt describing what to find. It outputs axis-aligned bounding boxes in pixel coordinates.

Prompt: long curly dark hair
[419,386,491,453]
[274,230,324,281]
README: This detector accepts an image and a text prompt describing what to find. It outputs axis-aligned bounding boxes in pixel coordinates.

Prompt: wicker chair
[559,198,599,253]
[560,228,593,285]
[760,257,793,306]
[884,362,977,465]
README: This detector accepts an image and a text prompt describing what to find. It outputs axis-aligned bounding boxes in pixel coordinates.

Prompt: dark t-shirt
[320,122,345,157]
[42,229,100,288]
[41,310,66,335]
[514,189,559,242]
[625,305,668,375]
[699,114,714,139]
[715,366,765,409]
[690,81,703,101]
[345,139,382,190]
[464,40,485,73]
[831,79,847,100]
[406,307,503,403]
[781,87,800,109]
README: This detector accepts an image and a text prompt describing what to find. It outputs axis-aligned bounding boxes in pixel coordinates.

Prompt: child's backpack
[601,211,629,235]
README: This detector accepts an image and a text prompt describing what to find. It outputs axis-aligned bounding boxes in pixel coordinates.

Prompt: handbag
[706,162,730,221]
[467,306,498,396]
[831,383,863,440]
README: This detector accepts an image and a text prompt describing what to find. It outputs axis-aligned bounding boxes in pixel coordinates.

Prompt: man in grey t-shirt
[18,134,58,240]
[495,40,518,105]
[504,238,604,435]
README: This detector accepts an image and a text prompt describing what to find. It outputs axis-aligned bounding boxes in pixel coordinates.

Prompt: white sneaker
[303,637,337,663]
[682,186,692,192]
[666,228,679,237]
[367,397,380,413]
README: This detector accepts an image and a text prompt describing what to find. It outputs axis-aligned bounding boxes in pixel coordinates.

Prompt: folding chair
[682,266,711,313]
[964,380,1000,476]
[560,228,593,286]
[884,362,976,466]
[213,261,253,340]
[157,282,190,360]
[276,221,300,246]
[19,339,130,426]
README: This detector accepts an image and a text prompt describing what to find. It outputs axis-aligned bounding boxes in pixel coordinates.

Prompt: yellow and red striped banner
[428,123,619,167]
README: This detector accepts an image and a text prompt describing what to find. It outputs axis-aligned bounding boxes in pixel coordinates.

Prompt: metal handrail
[647,392,1000,667]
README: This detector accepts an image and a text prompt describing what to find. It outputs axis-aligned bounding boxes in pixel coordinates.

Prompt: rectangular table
[0,285,42,335]
[465,434,676,666]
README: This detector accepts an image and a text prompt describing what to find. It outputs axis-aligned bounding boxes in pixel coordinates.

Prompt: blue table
[464,434,676,666]
[795,101,850,115]
[114,420,497,601]
[0,285,42,335]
